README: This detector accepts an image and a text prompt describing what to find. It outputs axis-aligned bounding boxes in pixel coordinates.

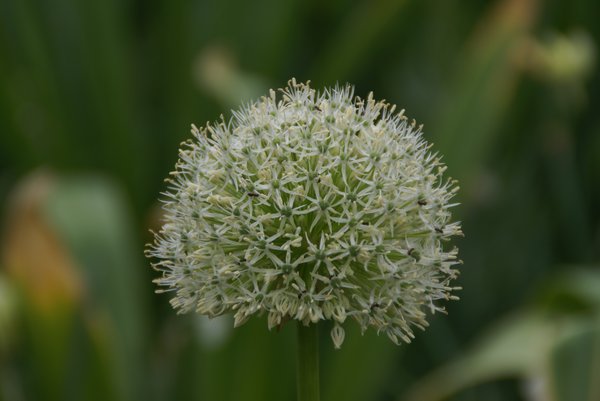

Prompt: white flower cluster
[148,79,462,348]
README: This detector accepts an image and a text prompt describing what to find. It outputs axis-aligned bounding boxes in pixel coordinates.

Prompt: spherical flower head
[147,79,462,348]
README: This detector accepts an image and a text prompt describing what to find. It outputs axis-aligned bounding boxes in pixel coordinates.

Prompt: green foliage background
[0,0,599,400]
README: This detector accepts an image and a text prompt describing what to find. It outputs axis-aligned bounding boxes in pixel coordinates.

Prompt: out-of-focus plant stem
[297,322,320,401]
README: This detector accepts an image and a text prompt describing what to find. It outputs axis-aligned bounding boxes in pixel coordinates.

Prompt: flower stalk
[297,322,319,401]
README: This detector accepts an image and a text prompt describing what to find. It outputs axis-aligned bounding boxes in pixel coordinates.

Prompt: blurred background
[1,0,599,400]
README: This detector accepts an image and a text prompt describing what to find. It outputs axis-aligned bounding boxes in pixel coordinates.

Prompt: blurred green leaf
[550,322,600,401]
[433,0,538,186]
[312,0,408,82]
[44,175,148,401]
[403,268,600,401]
[403,312,554,401]
[1,172,84,401]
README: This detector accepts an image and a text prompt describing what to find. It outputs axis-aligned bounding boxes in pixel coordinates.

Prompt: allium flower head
[148,79,462,348]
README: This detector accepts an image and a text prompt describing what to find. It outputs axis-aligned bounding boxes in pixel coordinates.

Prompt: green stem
[296,322,320,401]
